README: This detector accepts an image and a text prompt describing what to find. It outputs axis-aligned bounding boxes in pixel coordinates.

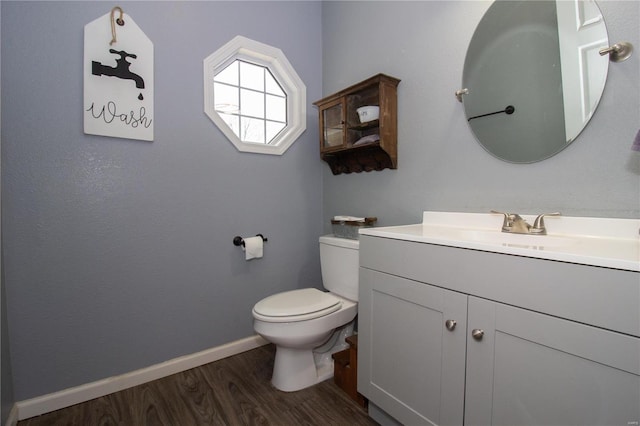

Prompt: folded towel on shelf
[333,216,366,222]
[353,134,380,146]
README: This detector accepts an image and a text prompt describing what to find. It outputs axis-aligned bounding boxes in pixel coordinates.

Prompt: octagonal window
[214,60,286,144]
[204,36,306,155]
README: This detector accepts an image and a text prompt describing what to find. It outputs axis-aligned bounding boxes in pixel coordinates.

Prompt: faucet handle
[531,212,561,234]
[491,210,514,231]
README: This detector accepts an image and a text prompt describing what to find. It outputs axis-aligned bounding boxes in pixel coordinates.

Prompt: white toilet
[252,235,359,392]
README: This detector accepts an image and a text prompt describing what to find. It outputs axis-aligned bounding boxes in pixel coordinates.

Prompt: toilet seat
[253,288,342,323]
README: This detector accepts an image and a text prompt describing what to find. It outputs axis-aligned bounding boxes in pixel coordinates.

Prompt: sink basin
[359,211,640,271]
[412,224,576,249]
[451,228,575,248]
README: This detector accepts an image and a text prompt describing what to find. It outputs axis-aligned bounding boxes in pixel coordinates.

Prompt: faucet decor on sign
[83,6,154,141]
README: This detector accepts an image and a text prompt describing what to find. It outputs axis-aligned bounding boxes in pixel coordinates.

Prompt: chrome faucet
[491,211,561,235]
[491,211,531,234]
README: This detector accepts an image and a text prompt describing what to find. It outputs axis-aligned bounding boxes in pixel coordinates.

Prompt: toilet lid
[253,288,342,322]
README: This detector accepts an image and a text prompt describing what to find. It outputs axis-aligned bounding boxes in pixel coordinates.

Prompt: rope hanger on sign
[109,6,125,45]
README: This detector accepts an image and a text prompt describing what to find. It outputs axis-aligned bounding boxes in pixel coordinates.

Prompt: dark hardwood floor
[18,344,377,426]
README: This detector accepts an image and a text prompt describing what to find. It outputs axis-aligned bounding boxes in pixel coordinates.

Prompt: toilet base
[272,347,332,392]
[271,323,354,392]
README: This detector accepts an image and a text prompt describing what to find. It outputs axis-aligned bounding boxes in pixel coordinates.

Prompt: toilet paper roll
[243,236,263,260]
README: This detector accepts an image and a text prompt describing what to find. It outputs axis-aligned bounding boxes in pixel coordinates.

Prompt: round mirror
[462,0,609,163]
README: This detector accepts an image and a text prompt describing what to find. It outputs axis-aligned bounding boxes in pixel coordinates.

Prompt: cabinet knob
[472,329,485,341]
[445,319,457,331]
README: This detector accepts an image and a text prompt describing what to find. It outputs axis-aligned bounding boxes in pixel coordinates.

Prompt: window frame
[204,36,306,155]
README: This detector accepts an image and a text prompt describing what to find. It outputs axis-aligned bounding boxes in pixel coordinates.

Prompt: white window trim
[204,36,306,155]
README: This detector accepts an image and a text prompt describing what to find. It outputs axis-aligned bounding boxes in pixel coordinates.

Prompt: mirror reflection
[462,0,609,163]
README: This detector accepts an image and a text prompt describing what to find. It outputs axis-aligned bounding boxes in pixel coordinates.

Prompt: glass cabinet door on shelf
[320,99,345,151]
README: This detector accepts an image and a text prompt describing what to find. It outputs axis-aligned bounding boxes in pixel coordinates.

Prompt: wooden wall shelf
[314,74,400,175]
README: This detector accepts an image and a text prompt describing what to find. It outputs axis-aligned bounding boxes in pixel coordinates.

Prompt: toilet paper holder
[233,234,268,247]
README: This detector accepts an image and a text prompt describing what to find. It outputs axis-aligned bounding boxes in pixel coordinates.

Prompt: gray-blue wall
[0,4,15,423]
[1,273,14,425]
[2,1,323,400]
[1,0,639,412]
[321,0,639,229]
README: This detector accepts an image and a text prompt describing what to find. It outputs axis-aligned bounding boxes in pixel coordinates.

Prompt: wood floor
[18,344,377,426]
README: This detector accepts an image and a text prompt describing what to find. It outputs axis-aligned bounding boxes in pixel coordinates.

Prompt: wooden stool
[332,335,367,408]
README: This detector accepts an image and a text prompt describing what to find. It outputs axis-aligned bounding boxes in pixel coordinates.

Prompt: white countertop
[359,212,640,272]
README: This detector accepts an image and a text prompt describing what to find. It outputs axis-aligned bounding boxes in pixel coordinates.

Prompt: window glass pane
[204,36,306,154]
[219,113,240,139]
[241,89,264,119]
[266,121,286,143]
[240,61,264,91]
[241,117,265,143]
[214,82,239,113]
[265,71,285,96]
[266,94,286,122]
[214,61,238,85]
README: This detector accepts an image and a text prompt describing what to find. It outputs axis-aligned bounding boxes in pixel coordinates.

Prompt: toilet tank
[319,235,359,301]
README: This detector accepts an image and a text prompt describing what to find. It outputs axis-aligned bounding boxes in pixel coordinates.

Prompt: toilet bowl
[252,235,359,392]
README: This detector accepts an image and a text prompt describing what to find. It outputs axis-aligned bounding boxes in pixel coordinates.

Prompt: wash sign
[84,9,154,141]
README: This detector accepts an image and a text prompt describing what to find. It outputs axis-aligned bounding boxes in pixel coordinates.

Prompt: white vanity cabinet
[358,234,640,426]
[465,297,639,426]
[358,268,467,425]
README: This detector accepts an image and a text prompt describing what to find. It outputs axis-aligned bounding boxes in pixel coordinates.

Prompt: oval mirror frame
[462,0,609,163]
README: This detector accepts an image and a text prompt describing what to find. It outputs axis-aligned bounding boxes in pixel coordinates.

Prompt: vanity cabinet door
[358,268,468,426]
[465,296,640,426]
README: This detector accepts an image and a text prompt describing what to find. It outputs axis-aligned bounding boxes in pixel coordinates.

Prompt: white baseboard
[16,335,268,421]
[4,404,18,426]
